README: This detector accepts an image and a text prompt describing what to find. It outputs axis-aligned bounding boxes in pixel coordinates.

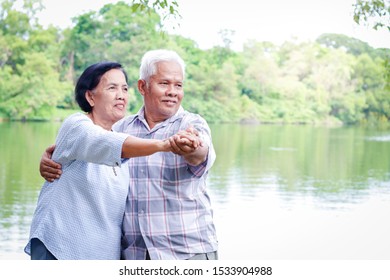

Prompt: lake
[1,121,390,260]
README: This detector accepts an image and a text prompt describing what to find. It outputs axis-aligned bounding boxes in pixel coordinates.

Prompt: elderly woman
[24,62,198,260]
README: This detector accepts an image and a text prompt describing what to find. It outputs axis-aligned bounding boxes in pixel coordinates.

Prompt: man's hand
[169,126,208,166]
[169,127,202,155]
[39,144,62,182]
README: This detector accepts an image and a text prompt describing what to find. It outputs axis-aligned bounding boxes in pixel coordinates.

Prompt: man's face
[139,61,184,125]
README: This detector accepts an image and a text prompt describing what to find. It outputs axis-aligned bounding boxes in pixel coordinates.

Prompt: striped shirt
[24,113,130,259]
[115,106,218,260]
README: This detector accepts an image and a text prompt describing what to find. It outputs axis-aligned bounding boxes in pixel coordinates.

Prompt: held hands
[168,126,203,156]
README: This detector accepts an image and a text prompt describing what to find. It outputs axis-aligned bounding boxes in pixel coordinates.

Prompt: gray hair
[139,49,186,83]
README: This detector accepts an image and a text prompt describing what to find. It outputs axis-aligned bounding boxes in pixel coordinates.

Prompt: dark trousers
[30,238,57,260]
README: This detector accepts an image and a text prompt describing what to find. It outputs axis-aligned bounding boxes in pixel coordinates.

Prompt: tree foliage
[0,0,389,127]
[353,0,390,31]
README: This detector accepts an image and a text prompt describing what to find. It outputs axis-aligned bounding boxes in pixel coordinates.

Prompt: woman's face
[86,69,129,128]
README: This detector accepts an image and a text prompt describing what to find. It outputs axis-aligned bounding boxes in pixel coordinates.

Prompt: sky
[38,0,390,51]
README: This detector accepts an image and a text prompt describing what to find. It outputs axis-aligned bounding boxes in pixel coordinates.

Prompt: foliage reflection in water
[0,122,389,259]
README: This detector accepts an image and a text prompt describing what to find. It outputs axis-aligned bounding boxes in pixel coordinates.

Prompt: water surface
[1,122,389,259]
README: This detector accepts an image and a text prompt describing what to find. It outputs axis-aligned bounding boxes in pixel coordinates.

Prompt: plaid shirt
[114,106,218,260]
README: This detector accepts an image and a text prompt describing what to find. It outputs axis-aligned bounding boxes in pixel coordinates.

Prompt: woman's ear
[85,90,94,107]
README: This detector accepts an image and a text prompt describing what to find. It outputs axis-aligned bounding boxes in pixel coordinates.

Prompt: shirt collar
[133,106,185,131]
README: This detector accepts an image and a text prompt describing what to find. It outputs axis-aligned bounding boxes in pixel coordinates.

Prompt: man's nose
[166,85,178,96]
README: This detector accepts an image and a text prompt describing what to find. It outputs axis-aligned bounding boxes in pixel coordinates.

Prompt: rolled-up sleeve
[181,113,216,176]
[53,113,129,167]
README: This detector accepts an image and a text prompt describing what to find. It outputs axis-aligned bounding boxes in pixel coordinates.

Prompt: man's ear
[85,90,95,107]
[137,80,147,97]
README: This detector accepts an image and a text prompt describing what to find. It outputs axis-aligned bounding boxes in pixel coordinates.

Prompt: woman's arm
[121,136,172,158]
[39,136,173,182]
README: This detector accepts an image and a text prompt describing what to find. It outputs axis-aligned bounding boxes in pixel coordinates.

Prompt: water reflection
[209,167,388,209]
[1,122,390,259]
[206,124,390,259]
[366,135,390,142]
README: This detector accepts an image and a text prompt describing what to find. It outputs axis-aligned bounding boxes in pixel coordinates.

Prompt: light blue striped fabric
[24,113,130,259]
[115,106,218,260]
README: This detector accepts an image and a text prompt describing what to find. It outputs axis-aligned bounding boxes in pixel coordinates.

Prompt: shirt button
[139,210,144,215]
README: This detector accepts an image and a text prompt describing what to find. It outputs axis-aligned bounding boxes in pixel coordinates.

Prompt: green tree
[353,0,390,31]
[0,0,70,120]
[355,54,389,123]
[316,33,375,56]
[131,0,179,20]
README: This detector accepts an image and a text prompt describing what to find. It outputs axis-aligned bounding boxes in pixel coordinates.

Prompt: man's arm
[40,144,62,182]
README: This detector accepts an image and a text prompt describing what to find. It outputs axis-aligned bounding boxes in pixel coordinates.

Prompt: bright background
[38,0,389,50]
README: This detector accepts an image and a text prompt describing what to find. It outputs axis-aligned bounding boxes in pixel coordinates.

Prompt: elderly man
[40,49,218,260]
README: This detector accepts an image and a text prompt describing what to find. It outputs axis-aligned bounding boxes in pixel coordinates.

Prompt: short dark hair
[75,62,128,112]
